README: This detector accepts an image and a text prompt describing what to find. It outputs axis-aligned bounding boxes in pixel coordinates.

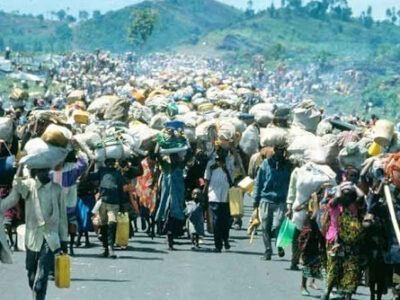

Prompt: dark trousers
[26,241,53,300]
[291,228,301,267]
[209,202,231,250]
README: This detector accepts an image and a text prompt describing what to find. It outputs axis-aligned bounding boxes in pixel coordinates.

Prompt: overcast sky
[0,0,398,19]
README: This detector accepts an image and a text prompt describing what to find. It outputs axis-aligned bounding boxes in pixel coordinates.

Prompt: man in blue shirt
[253,143,292,260]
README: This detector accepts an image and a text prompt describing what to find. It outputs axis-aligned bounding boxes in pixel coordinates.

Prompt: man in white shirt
[12,166,68,300]
[204,149,234,252]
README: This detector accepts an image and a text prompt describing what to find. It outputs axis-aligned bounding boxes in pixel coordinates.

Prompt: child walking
[185,188,205,249]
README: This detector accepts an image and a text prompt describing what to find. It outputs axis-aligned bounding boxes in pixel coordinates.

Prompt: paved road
[0,199,392,300]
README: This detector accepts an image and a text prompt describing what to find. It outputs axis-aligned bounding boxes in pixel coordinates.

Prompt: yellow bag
[41,124,72,148]
[238,176,254,194]
[10,88,29,101]
[131,91,146,105]
[198,103,213,113]
[229,187,244,217]
[72,110,90,124]
[115,212,130,248]
[55,254,70,288]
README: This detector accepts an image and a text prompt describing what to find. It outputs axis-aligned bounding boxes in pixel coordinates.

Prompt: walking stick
[384,184,400,248]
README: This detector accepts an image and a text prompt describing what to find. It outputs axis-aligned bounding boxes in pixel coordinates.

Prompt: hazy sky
[0,0,398,19]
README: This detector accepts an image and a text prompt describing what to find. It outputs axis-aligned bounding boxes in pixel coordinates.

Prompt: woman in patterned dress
[321,181,364,300]
[136,155,159,233]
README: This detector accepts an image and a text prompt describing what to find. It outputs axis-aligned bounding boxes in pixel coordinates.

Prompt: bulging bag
[260,127,288,147]
[41,124,72,148]
[20,138,69,169]
[94,139,132,162]
[0,117,14,143]
[276,218,296,248]
[239,124,260,156]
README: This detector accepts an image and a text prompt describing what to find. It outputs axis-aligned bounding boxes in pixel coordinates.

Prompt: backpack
[385,152,400,187]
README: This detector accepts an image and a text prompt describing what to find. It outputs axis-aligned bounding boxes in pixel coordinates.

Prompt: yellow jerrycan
[115,212,130,248]
[55,253,70,288]
[229,187,244,217]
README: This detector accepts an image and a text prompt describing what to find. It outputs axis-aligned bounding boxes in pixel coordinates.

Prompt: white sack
[292,162,336,230]
[260,127,288,147]
[20,138,68,169]
[0,117,14,142]
[239,124,260,156]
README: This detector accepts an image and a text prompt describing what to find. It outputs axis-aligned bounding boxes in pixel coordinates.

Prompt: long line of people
[1,51,400,300]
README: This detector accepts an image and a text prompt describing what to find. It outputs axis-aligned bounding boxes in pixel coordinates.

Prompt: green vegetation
[128,9,158,47]
[0,10,75,53]
[73,0,242,53]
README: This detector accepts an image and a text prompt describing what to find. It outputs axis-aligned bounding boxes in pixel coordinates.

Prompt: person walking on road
[51,149,88,256]
[203,148,234,252]
[9,165,69,300]
[88,158,125,258]
[253,142,292,260]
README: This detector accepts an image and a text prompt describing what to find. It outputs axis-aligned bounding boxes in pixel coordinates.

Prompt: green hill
[0,11,73,53]
[73,0,242,53]
[185,9,400,65]
[2,0,400,66]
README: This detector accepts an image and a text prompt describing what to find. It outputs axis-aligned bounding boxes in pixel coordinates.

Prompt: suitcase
[229,187,244,217]
[115,212,130,248]
[55,254,70,288]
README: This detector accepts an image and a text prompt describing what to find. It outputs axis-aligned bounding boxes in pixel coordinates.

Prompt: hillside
[2,1,400,63]
[73,0,243,53]
[186,10,400,65]
[0,11,73,53]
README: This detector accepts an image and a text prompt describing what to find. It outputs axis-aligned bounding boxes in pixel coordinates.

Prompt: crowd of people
[0,50,400,300]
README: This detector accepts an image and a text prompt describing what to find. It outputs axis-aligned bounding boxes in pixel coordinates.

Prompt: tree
[330,1,352,21]
[92,10,101,20]
[56,9,66,21]
[79,10,89,21]
[66,15,77,23]
[305,1,328,19]
[391,7,397,24]
[245,0,255,17]
[267,2,277,18]
[0,37,4,51]
[386,8,392,21]
[362,11,373,29]
[287,0,302,10]
[367,5,372,16]
[37,14,44,22]
[128,9,158,47]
